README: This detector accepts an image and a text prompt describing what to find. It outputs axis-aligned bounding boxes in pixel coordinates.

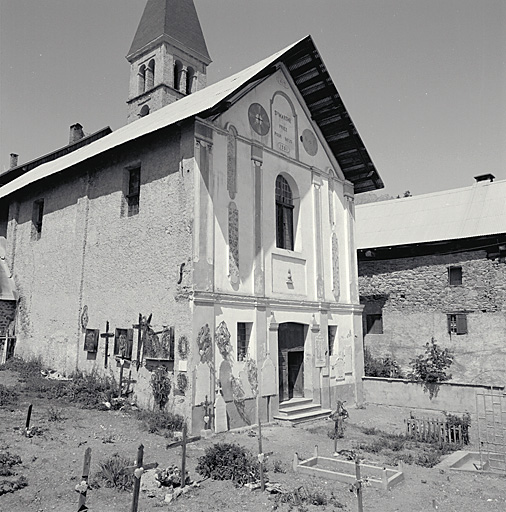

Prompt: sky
[0,0,505,197]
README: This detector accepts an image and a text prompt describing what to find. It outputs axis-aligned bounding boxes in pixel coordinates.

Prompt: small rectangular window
[448,266,462,286]
[447,313,467,335]
[126,167,141,216]
[366,314,383,334]
[237,322,252,361]
[31,199,44,240]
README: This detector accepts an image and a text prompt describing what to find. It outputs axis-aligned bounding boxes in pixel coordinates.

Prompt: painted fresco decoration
[144,326,174,360]
[84,329,99,352]
[80,305,89,330]
[196,324,212,364]
[230,375,250,425]
[215,320,233,360]
[178,335,189,360]
[332,233,340,300]
[228,203,240,286]
[114,328,133,360]
[227,126,237,199]
[301,129,318,156]
[244,357,258,396]
[248,103,270,136]
[219,360,234,402]
[176,372,188,394]
[271,92,296,158]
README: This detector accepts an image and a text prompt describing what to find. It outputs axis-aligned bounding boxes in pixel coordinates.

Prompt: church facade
[0,0,383,431]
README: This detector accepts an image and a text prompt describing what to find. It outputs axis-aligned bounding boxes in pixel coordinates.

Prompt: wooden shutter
[456,314,467,335]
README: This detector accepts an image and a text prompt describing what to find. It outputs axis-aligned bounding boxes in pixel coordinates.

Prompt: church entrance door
[278,322,306,401]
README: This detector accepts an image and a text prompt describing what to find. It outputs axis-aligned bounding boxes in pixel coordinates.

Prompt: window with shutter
[31,199,44,241]
[237,322,252,361]
[447,313,467,335]
[126,167,141,216]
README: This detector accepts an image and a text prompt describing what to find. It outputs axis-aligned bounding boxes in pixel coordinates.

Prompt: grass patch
[47,406,65,422]
[135,409,185,437]
[196,442,263,486]
[0,384,18,406]
[272,480,344,510]
[94,453,134,491]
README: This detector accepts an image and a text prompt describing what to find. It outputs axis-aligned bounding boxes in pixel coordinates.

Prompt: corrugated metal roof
[0,36,383,200]
[356,179,506,249]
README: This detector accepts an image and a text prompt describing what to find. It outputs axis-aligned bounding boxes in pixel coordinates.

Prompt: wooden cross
[133,313,152,371]
[166,424,200,489]
[75,447,92,512]
[351,456,364,512]
[257,418,265,492]
[125,444,158,512]
[100,321,114,369]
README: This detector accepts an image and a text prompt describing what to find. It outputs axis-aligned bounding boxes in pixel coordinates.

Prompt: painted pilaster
[254,303,268,422]
[193,123,214,292]
[312,172,325,300]
[252,144,264,296]
[268,312,279,415]
[344,181,358,304]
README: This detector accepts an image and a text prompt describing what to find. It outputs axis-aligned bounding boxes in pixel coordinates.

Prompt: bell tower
[126,0,211,123]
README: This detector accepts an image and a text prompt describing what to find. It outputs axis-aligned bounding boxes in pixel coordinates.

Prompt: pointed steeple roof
[128,0,211,63]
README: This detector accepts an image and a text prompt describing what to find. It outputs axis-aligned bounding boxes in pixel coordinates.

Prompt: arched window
[174,60,182,90]
[146,59,155,90]
[138,64,146,94]
[139,104,150,117]
[186,67,195,94]
[275,175,294,250]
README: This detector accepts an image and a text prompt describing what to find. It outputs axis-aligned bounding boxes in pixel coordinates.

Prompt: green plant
[47,406,65,422]
[196,442,263,486]
[136,409,184,436]
[444,411,471,444]
[364,348,403,378]
[50,370,119,408]
[0,451,22,477]
[272,481,344,510]
[95,453,134,491]
[272,459,287,474]
[150,367,172,409]
[0,384,18,406]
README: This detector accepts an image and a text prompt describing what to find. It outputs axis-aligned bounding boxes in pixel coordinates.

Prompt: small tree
[409,338,453,398]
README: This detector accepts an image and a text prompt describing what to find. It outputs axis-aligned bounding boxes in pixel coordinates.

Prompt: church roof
[127,0,211,63]
[0,36,383,200]
[356,178,506,250]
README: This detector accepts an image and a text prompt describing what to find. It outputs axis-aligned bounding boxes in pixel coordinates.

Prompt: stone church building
[0,0,383,431]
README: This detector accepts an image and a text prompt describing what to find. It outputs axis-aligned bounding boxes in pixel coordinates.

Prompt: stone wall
[359,250,506,386]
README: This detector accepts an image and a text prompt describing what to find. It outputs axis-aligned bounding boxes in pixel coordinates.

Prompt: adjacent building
[357,175,506,386]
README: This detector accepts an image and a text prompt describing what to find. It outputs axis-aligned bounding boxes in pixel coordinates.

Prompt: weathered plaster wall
[7,124,197,415]
[359,250,506,385]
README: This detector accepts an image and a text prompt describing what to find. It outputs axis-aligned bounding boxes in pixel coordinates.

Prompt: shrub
[150,367,172,410]
[272,459,287,474]
[95,453,134,491]
[409,338,453,384]
[444,411,471,444]
[0,451,22,477]
[272,481,344,510]
[0,384,18,406]
[364,348,403,378]
[136,409,185,436]
[50,370,119,408]
[47,406,65,422]
[196,442,262,486]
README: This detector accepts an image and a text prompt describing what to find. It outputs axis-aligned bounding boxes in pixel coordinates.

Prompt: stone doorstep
[274,400,332,424]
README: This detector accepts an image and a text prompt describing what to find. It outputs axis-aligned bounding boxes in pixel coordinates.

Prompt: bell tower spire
[126,0,211,123]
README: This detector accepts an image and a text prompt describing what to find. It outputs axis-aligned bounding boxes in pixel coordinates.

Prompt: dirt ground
[1,368,505,512]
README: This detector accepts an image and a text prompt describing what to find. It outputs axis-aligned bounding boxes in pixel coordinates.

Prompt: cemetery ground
[1,361,505,512]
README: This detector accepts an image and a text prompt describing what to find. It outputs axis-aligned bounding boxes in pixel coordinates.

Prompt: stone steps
[274,398,332,424]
